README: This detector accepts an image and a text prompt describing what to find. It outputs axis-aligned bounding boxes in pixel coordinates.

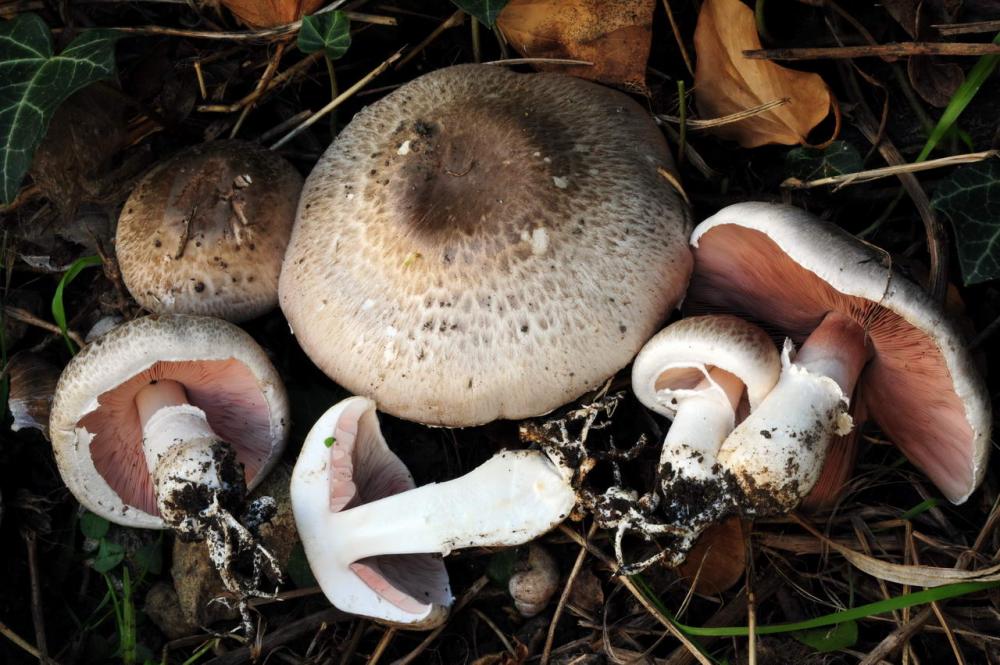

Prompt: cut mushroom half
[291,397,577,628]
[50,315,289,630]
[632,315,780,555]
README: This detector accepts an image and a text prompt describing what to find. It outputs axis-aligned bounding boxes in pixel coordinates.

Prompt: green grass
[51,255,102,354]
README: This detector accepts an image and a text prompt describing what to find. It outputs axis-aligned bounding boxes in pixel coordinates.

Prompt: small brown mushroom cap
[116,141,302,322]
[280,64,692,426]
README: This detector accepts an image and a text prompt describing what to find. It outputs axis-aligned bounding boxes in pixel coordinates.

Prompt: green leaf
[486,548,518,587]
[931,160,1000,285]
[132,537,162,576]
[785,141,863,181]
[52,254,102,354]
[0,14,121,204]
[900,497,941,521]
[298,11,351,60]
[80,511,110,539]
[792,620,858,653]
[451,0,509,28]
[286,542,318,588]
[92,539,125,573]
[323,436,336,447]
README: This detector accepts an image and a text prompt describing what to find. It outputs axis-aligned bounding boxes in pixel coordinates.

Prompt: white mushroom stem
[659,368,743,482]
[719,312,871,511]
[300,450,575,565]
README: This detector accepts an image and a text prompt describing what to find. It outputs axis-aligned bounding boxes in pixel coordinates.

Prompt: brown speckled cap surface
[280,64,693,426]
[116,140,302,322]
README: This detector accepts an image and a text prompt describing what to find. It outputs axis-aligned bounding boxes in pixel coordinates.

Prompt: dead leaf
[693,0,833,148]
[216,0,325,29]
[497,0,655,92]
[675,517,747,595]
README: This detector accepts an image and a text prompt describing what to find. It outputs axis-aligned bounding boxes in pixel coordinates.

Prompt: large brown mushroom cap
[49,315,289,528]
[116,141,302,322]
[280,64,692,426]
[688,202,991,504]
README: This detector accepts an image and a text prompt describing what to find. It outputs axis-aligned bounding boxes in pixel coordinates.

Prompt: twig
[860,608,934,665]
[23,531,50,665]
[661,0,693,76]
[338,620,367,665]
[782,150,998,190]
[395,9,464,69]
[203,608,346,665]
[472,609,516,656]
[744,42,1000,60]
[557,524,712,665]
[485,58,594,66]
[657,98,789,130]
[197,51,322,113]
[230,41,288,137]
[909,532,965,665]
[391,575,490,665]
[4,306,85,348]
[257,110,313,144]
[271,50,402,149]
[0,618,48,662]
[542,523,598,665]
[934,21,1000,36]
[366,627,396,665]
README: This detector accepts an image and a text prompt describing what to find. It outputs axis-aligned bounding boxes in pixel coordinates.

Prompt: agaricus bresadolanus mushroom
[280,64,692,427]
[631,315,780,551]
[291,397,576,628]
[50,315,289,627]
[116,140,302,322]
[687,202,991,507]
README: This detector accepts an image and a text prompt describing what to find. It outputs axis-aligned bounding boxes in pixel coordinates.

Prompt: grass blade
[51,255,102,355]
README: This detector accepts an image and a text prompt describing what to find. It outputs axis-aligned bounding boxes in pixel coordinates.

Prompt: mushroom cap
[687,202,991,504]
[291,397,451,628]
[116,140,303,322]
[632,314,780,420]
[49,315,289,528]
[280,64,692,427]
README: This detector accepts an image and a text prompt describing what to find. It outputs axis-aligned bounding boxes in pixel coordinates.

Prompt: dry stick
[485,58,593,66]
[841,63,949,305]
[782,150,999,190]
[4,305,85,348]
[909,531,965,665]
[395,9,464,69]
[0,619,47,662]
[860,609,935,665]
[390,575,490,665]
[23,531,49,665]
[366,627,397,665]
[556,524,713,665]
[198,51,322,113]
[472,609,516,655]
[203,608,347,665]
[934,20,1000,36]
[258,110,313,144]
[661,0,693,76]
[657,98,789,129]
[744,42,1000,60]
[271,50,403,149]
[338,619,367,665]
[542,523,599,665]
[230,41,288,138]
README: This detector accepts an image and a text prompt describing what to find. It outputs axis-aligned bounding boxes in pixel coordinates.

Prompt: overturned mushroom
[687,202,991,506]
[50,315,289,629]
[280,64,692,427]
[116,141,302,322]
[291,397,576,627]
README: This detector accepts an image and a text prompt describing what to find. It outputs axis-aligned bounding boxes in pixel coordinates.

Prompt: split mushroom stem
[660,368,743,480]
[719,311,872,510]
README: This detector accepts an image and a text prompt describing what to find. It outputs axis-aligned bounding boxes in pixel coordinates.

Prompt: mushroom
[686,202,991,506]
[50,315,290,627]
[631,315,780,538]
[291,397,576,627]
[509,544,560,618]
[116,140,302,322]
[280,64,692,427]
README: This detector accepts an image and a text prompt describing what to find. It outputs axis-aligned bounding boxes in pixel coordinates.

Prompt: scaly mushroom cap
[116,141,302,322]
[632,314,780,419]
[50,315,289,528]
[292,397,451,628]
[280,64,692,426]
[688,202,991,504]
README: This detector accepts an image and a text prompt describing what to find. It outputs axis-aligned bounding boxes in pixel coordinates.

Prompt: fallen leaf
[497,0,655,92]
[932,159,1000,285]
[693,0,832,148]
[217,0,325,29]
[675,517,746,594]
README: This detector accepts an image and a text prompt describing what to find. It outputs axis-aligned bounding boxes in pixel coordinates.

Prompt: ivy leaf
[452,0,509,28]
[792,620,858,653]
[784,141,863,182]
[298,11,351,60]
[0,14,121,204]
[931,159,1000,285]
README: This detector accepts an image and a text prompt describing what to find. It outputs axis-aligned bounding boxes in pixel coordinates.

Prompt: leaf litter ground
[2,1,1000,664]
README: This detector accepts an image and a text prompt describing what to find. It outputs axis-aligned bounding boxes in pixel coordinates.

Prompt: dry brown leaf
[215,0,325,29]
[676,517,747,595]
[496,0,655,92]
[693,0,832,148]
